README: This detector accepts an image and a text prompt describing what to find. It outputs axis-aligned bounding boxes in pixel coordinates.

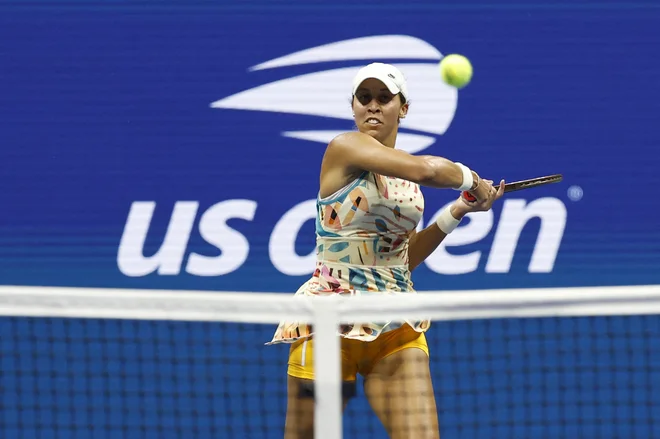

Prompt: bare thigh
[363,347,440,439]
[284,375,351,439]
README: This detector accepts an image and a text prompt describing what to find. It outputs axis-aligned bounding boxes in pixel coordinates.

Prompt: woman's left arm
[408,179,505,272]
[408,204,466,271]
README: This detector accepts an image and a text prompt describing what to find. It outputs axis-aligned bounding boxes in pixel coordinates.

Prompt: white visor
[351,62,409,102]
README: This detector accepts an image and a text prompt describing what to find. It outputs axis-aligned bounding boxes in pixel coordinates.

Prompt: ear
[399,103,409,119]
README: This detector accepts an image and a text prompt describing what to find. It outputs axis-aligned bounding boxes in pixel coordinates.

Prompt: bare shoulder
[326,131,370,154]
[319,132,366,198]
[321,132,366,172]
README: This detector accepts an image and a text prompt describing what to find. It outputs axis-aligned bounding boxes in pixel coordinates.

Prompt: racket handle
[462,181,500,202]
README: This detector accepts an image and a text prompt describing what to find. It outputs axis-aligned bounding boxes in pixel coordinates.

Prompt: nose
[367,98,381,113]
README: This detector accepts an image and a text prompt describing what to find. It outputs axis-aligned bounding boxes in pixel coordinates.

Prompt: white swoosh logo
[249,34,443,71]
[210,36,458,154]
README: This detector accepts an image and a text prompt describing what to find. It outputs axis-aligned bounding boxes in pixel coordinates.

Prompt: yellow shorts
[287,324,429,382]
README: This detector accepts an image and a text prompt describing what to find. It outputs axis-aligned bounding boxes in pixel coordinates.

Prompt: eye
[378,94,393,104]
[356,93,372,105]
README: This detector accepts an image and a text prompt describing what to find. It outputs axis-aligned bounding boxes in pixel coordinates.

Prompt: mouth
[364,117,382,126]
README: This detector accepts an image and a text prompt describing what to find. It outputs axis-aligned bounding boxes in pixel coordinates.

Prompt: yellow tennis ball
[439,54,473,89]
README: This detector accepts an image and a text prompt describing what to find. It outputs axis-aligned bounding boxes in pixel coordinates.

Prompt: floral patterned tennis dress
[266,170,430,345]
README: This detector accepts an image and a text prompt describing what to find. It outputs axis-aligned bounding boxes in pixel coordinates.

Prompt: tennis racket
[462,174,563,202]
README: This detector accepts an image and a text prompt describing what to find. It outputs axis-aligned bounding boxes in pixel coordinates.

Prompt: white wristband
[435,205,462,234]
[454,162,474,191]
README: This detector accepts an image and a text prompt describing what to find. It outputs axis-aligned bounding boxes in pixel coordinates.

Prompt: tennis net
[0,284,659,438]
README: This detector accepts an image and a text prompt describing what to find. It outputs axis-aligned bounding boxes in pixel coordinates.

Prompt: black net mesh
[0,318,289,439]
[345,315,660,439]
[1,314,659,438]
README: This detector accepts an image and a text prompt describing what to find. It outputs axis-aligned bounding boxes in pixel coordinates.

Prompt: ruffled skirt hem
[265,319,430,346]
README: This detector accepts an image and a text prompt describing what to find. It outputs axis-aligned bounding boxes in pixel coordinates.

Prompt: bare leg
[284,375,351,439]
[363,347,440,439]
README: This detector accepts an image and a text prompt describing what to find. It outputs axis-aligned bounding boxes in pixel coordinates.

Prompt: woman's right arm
[322,131,490,198]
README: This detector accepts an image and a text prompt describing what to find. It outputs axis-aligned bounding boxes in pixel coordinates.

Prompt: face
[352,78,408,145]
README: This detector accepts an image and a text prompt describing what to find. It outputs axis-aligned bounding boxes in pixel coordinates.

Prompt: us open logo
[117,35,568,280]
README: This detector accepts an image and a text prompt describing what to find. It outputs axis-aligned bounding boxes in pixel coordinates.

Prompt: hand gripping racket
[462,174,563,202]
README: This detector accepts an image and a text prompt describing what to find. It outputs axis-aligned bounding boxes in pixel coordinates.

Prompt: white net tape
[2,284,660,323]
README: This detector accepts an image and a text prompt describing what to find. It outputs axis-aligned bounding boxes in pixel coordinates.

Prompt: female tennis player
[267,62,505,439]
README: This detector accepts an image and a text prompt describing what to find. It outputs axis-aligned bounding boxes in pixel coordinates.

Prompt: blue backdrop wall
[1,2,660,438]
[2,1,659,293]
